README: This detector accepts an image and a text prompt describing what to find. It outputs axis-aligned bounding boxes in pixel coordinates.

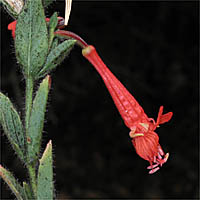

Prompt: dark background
[1,1,199,199]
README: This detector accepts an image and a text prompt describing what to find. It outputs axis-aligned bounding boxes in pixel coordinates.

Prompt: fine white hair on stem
[65,0,72,26]
[4,0,24,14]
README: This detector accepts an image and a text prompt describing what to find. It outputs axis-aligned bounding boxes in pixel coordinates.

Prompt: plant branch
[25,77,37,197]
[25,77,33,133]
[27,164,37,198]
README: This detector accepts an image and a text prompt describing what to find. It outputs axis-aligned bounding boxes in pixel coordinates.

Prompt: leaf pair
[15,0,48,78]
[0,75,51,164]
[0,141,53,199]
[0,75,53,199]
[1,0,74,198]
[26,75,51,164]
[36,12,76,79]
[0,75,53,198]
[15,0,76,80]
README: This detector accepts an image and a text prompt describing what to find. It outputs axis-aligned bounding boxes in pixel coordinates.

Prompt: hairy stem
[27,164,37,198]
[25,77,33,132]
[25,77,37,197]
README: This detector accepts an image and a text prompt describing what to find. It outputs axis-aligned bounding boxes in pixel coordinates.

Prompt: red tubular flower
[8,19,173,173]
[82,45,173,174]
[7,17,65,39]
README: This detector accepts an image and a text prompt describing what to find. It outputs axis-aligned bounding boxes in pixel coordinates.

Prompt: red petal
[156,106,173,126]
[159,112,173,124]
[156,106,163,126]
[8,21,17,30]
[8,21,17,39]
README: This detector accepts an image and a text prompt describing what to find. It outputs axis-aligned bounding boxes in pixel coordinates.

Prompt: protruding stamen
[163,153,169,163]
[147,163,159,169]
[157,152,162,160]
[153,155,157,163]
[158,152,169,166]
[149,167,160,174]
[158,145,164,156]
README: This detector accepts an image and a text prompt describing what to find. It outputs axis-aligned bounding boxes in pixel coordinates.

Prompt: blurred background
[1,1,199,199]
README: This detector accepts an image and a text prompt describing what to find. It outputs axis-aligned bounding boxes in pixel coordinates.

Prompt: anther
[158,145,164,156]
[147,163,159,169]
[153,155,157,163]
[149,167,160,174]
[159,153,169,166]
[163,153,169,163]
[157,152,162,160]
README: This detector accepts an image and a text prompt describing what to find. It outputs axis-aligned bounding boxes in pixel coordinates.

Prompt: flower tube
[82,45,173,174]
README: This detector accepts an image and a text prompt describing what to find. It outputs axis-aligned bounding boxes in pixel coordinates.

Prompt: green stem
[25,77,37,197]
[25,77,33,132]
[27,164,37,197]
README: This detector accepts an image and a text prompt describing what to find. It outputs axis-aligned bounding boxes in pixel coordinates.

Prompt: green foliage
[37,140,53,199]
[0,165,25,200]
[37,39,76,79]
[48,12,58,48]
[2,0,76,198]
[42,0,54,8]
[15,0,48,78]
[27,76,51,163]
[23,182,34,199]
[0,93,25,162]
[51,37,59,50]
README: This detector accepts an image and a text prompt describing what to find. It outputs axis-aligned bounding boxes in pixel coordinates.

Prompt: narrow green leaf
[23,181,33,199]
[48,12,58,48]
[37,140,53,200]
[15,0,48,78]
[42,0,54,8]
[27,76,51,163]
[0,165,25,200]
[0,93,25,161]
[36,39,76,79]
[51,37,59,50]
